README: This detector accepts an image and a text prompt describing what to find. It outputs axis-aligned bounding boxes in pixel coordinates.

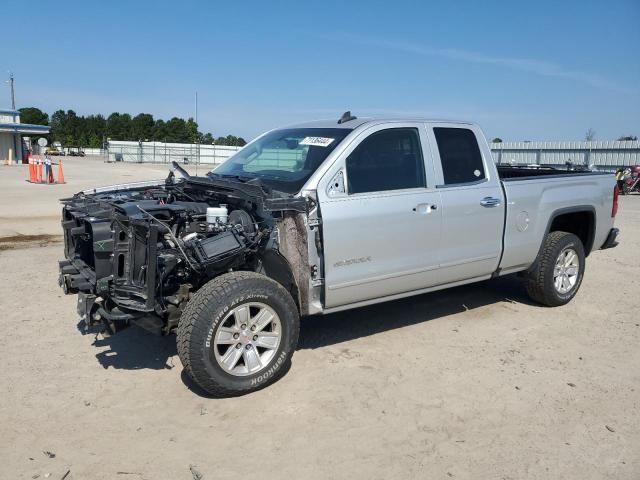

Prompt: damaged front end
[58,162,310,335]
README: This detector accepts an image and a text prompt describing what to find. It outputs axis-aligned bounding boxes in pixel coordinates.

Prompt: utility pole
[7,72,15,109]
[195,91,199,174]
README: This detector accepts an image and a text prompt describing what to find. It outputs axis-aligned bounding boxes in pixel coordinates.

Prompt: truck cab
[306,119,506,309]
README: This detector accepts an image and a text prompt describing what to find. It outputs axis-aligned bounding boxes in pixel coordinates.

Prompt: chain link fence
[106,140,242,166]
[491,140,640,172]
[105,138,640,172]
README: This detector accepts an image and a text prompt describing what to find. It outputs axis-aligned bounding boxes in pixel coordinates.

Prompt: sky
[3,0,639,142]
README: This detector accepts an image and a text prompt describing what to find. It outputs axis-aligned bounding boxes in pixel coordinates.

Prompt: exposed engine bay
[59,163,312,335]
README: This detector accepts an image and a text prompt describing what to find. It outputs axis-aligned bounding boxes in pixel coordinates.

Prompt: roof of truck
[284,116,475,130]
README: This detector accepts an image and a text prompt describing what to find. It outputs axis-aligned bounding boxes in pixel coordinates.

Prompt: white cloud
[328,33,636,95]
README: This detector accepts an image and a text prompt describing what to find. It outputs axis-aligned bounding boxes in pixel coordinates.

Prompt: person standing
[44,155,51,183]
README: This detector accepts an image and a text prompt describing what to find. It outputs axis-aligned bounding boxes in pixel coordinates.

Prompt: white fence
[105,141,305,169]
[105,139,640,171]
[490,140,640,171]
[77,147,102,156]
[107,140,241,165]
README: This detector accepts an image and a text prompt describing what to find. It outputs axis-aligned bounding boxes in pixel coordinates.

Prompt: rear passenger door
[426,123,505,284]
[317,124,443,308]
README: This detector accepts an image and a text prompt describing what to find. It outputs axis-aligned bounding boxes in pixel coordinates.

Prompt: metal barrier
[106,141,242,165]
[491,140,640,172]
[106,139,640,172]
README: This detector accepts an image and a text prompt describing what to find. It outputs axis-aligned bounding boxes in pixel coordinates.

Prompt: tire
[177,271,300,396]
[525,231,586,307]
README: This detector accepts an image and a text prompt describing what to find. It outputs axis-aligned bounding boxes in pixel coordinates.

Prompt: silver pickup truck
[58,112,620,396]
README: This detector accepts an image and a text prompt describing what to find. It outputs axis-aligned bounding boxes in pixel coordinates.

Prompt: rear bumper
[601,228,619,249]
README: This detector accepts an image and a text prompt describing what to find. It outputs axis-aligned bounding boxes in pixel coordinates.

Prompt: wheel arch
[258,250,301,312]
[545,205,596,256]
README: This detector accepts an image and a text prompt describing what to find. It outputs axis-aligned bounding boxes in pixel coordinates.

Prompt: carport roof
[0,123,50,134]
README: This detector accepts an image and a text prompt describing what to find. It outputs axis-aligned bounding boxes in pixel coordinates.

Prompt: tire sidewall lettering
[251,349,288,386]
[204,293,269,347]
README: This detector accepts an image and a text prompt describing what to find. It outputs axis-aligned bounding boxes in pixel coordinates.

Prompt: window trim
[435,178,488,189]
[344,127,427,196]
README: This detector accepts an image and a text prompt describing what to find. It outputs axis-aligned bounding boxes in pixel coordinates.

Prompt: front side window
[434,127,486,185]
[346,128,425,194]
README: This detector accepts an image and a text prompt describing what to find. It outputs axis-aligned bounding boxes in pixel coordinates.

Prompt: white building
[0,109,49,164]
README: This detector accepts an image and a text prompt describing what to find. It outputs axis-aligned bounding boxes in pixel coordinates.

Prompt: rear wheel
[177,271,299,396]
[526,231,585,307]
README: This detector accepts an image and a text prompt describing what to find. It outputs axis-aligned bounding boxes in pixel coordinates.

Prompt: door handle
[480,197,501,208]
[413,203,437,213]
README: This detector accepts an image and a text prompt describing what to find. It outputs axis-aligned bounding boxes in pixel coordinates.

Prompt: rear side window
[346,128,425,194]
[434,127,485,185]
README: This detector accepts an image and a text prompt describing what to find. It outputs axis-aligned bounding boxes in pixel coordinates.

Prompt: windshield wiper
[208,172,273,193]
[208,172,255,182]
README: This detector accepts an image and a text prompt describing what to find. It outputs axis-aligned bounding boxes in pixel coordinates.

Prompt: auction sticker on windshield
[299,137,335,147]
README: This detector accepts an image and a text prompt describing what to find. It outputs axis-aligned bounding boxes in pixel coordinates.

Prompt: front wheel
[177,272,300,396]
[526,231,585,307]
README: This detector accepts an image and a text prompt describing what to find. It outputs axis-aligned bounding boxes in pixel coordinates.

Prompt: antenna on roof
[337,111,357,124]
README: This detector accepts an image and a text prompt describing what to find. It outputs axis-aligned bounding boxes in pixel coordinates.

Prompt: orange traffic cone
[29,155,36,183]
[57,160,65,184]
[37,161,43,183]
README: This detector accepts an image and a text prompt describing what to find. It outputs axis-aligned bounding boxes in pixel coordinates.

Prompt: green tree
[50,109,80,146]
[32,106,246,148]
[617,135,637,141]
[18,107,49,125]
[153,119,167,140]
[49,110,65,144]
[165,117,188,142]
[83,114,107,147]
[185,118,199,143]
[106,113,132,140]
[88,132,101,148]
[492,137,503,143]
[131,113,155,140]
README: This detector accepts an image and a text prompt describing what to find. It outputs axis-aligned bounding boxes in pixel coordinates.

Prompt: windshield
[210,128,352,194]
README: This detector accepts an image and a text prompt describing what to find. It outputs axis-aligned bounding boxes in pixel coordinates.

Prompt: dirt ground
[0,159,638,479]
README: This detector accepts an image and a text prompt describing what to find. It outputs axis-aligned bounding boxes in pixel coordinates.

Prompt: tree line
[18,107,247,148]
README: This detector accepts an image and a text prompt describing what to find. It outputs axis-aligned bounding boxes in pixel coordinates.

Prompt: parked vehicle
[67,148,86,157]
[45,147,65,156]
[622,165,640,194]
[58,113,620,396]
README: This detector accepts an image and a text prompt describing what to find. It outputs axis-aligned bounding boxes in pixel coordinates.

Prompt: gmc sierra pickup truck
[58,112,620,396]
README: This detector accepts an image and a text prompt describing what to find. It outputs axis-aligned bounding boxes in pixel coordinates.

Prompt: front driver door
[317,124,443,308]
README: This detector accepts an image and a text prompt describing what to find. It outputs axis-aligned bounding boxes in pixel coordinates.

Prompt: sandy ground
[0,160,638,479]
